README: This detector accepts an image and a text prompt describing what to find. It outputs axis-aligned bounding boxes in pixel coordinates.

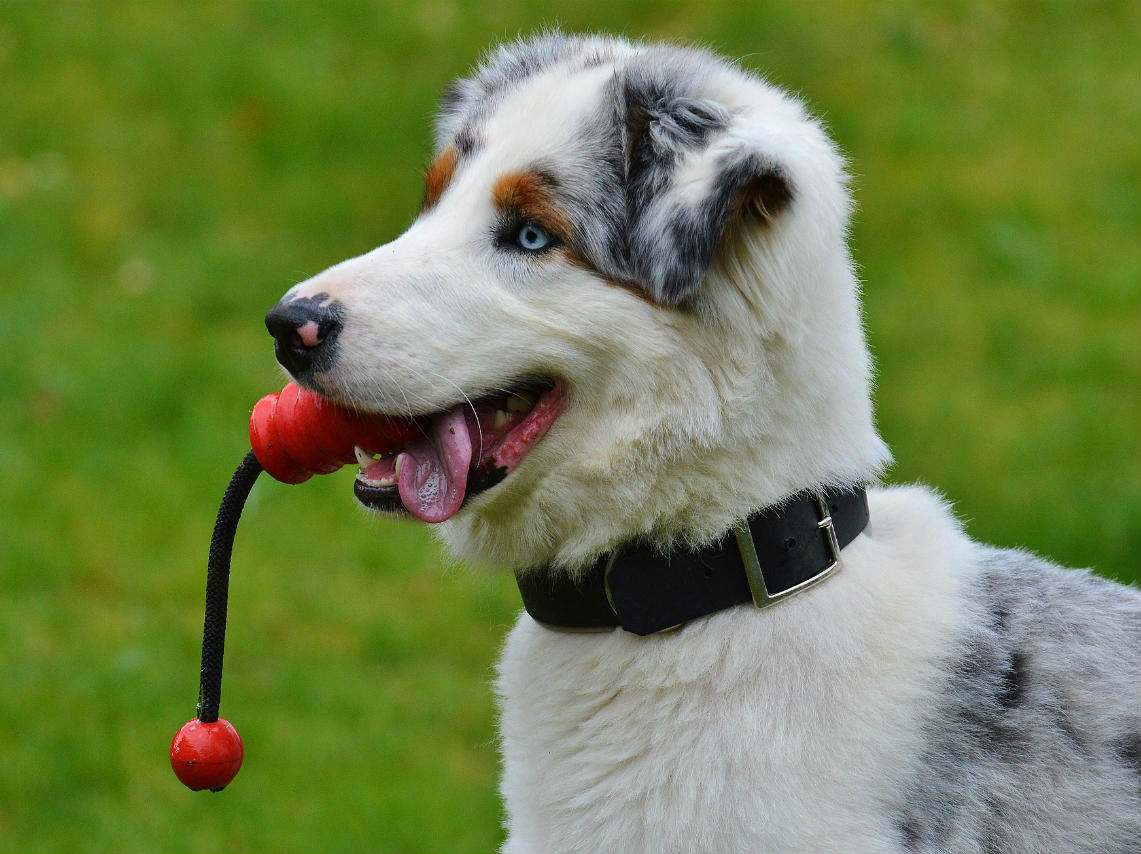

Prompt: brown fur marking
[422,145,459,210]
[491,171,574,242]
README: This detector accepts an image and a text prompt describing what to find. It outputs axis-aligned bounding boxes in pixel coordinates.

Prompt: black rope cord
[197,450,263,723]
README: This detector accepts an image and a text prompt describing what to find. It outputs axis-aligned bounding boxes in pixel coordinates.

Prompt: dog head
[265,34,889,570]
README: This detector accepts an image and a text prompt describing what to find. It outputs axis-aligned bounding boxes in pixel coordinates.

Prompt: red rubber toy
[170,717,244,791]
[176,381,412,793]
[249,381,420,483]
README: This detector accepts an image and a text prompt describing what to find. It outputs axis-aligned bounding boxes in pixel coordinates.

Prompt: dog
[262,33,1140,854]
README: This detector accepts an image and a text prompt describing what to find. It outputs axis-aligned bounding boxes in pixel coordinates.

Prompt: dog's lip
[352,464,509,515]
[351,379,567,518]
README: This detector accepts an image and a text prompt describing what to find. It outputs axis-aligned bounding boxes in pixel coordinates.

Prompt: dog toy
[170,382,414,791]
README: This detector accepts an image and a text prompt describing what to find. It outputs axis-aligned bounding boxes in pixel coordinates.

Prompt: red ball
[170,717,244,791]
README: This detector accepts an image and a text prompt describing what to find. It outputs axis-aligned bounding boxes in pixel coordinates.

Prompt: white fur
[498,486,971,852]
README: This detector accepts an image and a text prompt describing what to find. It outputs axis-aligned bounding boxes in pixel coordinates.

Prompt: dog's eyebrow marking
[559,250,668,309]
[492,170,574,242]
[422,144,460,211]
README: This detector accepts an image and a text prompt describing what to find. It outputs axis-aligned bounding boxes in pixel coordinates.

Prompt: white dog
[263,33,1140,854]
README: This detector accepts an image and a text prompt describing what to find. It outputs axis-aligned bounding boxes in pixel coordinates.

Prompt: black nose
[265,295,344,377]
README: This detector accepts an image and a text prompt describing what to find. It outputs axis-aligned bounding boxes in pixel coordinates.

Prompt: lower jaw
[352,481,403,514]
[353,463,508,515]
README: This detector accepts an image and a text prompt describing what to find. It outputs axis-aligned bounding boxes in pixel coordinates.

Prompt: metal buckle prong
[815,494,843,574]
[736,494,844,610]
[602,552,619,615]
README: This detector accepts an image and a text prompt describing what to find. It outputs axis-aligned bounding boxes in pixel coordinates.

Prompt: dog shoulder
[894,536,1141,852]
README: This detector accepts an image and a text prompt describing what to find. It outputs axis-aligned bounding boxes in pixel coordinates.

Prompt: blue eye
[515,222,553,252]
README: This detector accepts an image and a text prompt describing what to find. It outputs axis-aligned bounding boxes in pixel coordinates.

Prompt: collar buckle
[735,494,843,609]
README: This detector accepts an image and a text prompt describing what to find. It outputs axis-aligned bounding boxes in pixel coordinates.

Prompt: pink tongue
[396,406,473,523]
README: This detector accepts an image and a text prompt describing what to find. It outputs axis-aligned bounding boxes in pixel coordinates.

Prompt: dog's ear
[621,86,794,304]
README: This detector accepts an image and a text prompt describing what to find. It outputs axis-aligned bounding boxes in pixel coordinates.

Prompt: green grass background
[0,1,1137,850]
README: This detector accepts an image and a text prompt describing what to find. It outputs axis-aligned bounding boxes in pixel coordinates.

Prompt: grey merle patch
[433,36,795,305]
[894,547,1140,853]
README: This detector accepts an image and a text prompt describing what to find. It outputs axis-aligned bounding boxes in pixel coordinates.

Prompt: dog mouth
[350,379,566,522]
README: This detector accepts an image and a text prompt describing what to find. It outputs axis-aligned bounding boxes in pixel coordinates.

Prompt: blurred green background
[0,1,1137,851]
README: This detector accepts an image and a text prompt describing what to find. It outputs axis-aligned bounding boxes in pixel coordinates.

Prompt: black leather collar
[515,486,869,635]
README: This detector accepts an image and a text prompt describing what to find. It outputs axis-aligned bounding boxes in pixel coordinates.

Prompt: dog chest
[494,487,974,853]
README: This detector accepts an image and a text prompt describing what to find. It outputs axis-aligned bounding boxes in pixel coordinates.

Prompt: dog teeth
[506,392,535,413]
[357,471,396,487]
[394,452,406,478]
[354,445,379,468]
[355,445,397,488]
[357,471,396,488]
[494,409,511,428]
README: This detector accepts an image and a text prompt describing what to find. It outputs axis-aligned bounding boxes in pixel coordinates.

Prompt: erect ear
[622,86,794,304]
